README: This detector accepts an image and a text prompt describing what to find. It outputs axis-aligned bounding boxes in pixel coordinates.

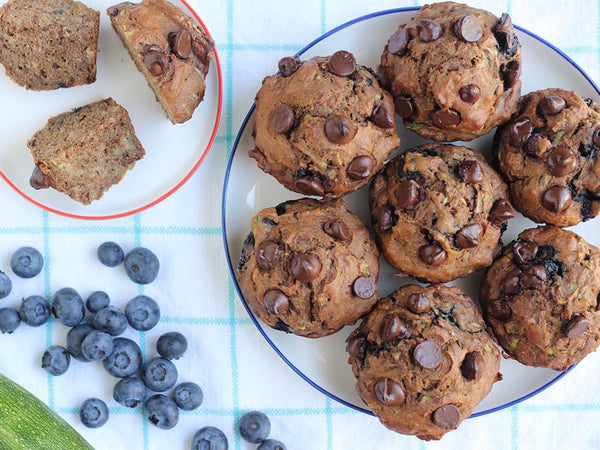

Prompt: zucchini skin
[0,373,94,450]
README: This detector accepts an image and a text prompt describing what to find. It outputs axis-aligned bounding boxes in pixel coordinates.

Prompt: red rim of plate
[0,0,223,221]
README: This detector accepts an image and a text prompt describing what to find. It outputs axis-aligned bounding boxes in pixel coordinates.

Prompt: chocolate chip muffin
[235,198,379,338]
[346,284,501,441]
[480,226,600,371]
[493,88,600,227]
[369,143,514,283]
[379,2,521,142]
[250,51,400,198]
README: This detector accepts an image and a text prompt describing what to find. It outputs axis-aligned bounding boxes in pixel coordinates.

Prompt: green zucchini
[0,372,94,450]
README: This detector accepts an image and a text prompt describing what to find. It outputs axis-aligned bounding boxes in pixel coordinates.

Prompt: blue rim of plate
[222,6,596,417]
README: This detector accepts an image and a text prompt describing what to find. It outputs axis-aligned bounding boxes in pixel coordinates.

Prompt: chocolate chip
[489,300,512,321]
[374,378,405,406]
[290,253,322,282]
[461,351,484,381]
[255,240,279,271]
[501,60,520,89]
[381,314,408,341]
[407,293,430,314]
[593,127,600,148]
[494,13,515,53]
[523,133,547,157]
[372,96,395,129]
[263,289,290,315]
[413,340,442,369]
[29,166,50,190]
[388,28,410,55]
[513,241,538,265]
[270,104,295,134]
[502,268,522,295]
[416,19,442,42]
[565,316,589,339]
[454,14,483,42]
[432,109,461,128]
[324,115,356,144]
[396,179,421,209]
[459,85,481,104]
[346,334,366,360]
[432,404,460,429]
[455,224,483,249]
[376,208,395,233]
[143,51,169,76]
[489,199,515,225]
[295,177,324,196]
[419,245,447,266]
[520,265,547,288]
[278,56,302,77]
[169,30,192,59]
[394,96,414,119]
[347,156,374,180]
[537,95,566,117]
[323,219,352,241]
[507,117,533,147]
[327,50,356,76]
[353,277,376,299]
[546,146,578,177]
[541,186,572,213]
[457,160,483,183]
[248,148,268,171]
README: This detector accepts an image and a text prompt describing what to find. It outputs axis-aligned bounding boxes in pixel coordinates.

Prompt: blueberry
[93,306,127,336]
[144,394,178,430]
[124,247,159,284]
[113,377,146,408]
[125,295,160,331]
[257,439,287,450]
[0,308,20,333]
[140,357,178,392]
[51,287,85,327]
[86,291,110,313]
[172,382,203,411]
[97,241,124,267]
[66,323,95,362]
[19,295,50,327]
[0,271,11,299]
[102,337,142,378]
[10,247,43,279]
[156,331,187,360]
[192,426,228,450]
[79,398,109,428]
[239,411,271,444]
[41,345,70,376]
[81,330,113,361]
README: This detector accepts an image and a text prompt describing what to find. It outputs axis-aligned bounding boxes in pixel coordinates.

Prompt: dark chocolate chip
[494,13,515,53]
[501,60,521,89]
[324,115,357,144]
[290,253,322,282]
[537,95,566,117]
[455,224,483,249]
[396,179,421,209]
[461,351,484,381]
[29,166,50,190]
[565,316,589,339]
[388,28,411,55]
[346,334,367,360]
[523,133,547,156]
[347,156,374,180]
[294,178,325,196]
[489,300,512,321]
[278,56,302,77]
[143,51,169,77]
[381,314,408,342]
[489,199,515,225]
[541,186,572,213]
[502,267,522,295]
[546,146,578,177]
[513,241,538,265]
[270,104,295,134]
[413,340,442,369]
[255,240,279,271]
[323,219,352,241]
[457,160,483,183]
[263,289,290,315]
[454,14,483,42]
[372,96,395,129]
[419,245,447,266]
[353,277,376,299]
[520,265,547,288]
[374,378,405,406]
[507,117,533,147]
[432,109,461,128]
[169,30,192,59]
[376,208,395,232]
[394,96,415,119]
[432,404,460,429]
[593,127,600,148]
[407,293,430,314]
[459,85,481,104]
[327,50,356,76]
[416,19,442,42]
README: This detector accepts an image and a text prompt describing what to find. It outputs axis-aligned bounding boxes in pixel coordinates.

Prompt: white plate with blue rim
[222,7,600,417]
